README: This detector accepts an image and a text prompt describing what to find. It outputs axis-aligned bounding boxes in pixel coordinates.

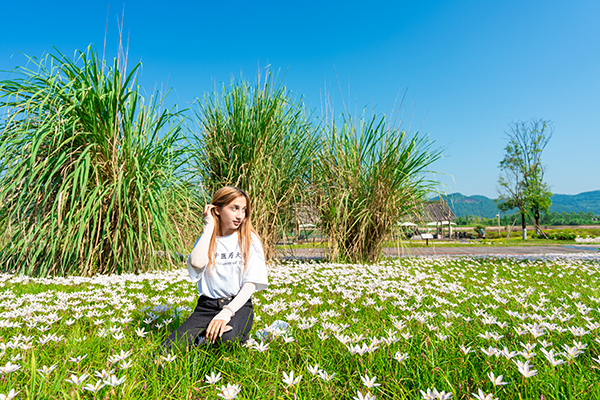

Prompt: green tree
[497,119,553,238]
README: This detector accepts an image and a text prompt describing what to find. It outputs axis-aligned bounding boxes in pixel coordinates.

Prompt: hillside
[551,191,600,214]
[430,190,600,218]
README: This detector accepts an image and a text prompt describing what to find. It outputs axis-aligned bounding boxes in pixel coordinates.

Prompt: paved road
[276,245,600,259]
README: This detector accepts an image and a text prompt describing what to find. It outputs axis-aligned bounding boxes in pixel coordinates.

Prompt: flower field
[1,255,600,399]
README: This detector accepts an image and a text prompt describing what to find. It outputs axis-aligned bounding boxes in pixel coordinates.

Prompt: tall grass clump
[0,46,196,276]
[192,74,317,260]
[314,114,441,262]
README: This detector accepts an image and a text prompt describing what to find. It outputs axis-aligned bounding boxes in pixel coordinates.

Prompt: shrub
[313,113,440,262]
[485,231,501,239]
[191,74,317,260]
[0,47,196,276]
[534,230,576,241]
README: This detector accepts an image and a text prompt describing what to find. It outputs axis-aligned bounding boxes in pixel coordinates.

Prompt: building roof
[422,201,456,222]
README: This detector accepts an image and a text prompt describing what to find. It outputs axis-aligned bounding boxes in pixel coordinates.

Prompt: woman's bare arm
[187,205,216,281]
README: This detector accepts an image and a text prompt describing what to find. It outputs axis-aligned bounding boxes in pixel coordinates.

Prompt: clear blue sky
[2,0,598,198]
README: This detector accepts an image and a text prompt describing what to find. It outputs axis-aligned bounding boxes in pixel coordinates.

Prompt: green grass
[277,238,590,249]
[1,255,600,399]
[392,238,584,247]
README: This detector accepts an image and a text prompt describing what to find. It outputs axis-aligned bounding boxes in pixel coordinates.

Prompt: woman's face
[215,195,247,236]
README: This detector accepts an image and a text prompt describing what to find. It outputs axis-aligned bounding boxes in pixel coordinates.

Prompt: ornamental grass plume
[313,112,440,263]
[0,45,197,277]
[192,72,317,261]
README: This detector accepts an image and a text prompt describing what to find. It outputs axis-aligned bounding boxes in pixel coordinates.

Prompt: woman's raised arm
[187,205,216,281]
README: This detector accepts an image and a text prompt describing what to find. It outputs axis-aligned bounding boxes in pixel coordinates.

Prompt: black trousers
[161,295,254,351]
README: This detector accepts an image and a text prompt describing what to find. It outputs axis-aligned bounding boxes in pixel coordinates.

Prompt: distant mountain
[550,191,600,214]
[429,193,506,218]
[429,190,600,218]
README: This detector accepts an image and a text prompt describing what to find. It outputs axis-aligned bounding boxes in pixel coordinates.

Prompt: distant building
[422,200,456,223]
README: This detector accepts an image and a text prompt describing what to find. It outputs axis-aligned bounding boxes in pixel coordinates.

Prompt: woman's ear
[213,207,220,216]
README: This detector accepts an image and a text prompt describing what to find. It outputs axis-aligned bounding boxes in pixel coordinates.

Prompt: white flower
[353,390,376,400]
[282,371,302,386]
[401,331,413,340]
[282,335,295,343]
[317,369,335,381]
[37,364,58,375]
[487,371,507,386]
[514,359,538,378]
[460,345,473,354]
[317,330,329,340]
[562,344,583,360]
[103,375,126,387]
[361,374,380,388]
[518,350,536,360]
[500,347,517,359]
[135,327,148,337]
[0,389,20,400]
[549,357,566,367]
[119,360,133,370]
[471,388,497,400]
[520,342,536,352]
[83,380,105,392]
[217,383,241,399]
[393,320,406,330]
[94,369,115,380]
[65,373,89,386]
[108,350,131,363]
[478,331,493,339]
[97,328,108,338]
[436,333,449,341]
[253,341,269,352]
[160,353,177,363]
[480,346,497,357]
[394,352,409,362]
[112,332,125,341]
[437,391,453,400]
[0,362,21,374]
[69,354,87,363]
[421,388,440,400]
[307,364,320,375]
[205,371,222,384]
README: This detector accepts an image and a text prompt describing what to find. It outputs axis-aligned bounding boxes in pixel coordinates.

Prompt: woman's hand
[206,316,232,343]
[203,204,216,225]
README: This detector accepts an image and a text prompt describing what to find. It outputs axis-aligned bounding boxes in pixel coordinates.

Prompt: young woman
[162,186,269,350]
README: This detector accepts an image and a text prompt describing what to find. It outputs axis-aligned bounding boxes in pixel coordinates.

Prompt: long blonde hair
[207,186,260,275]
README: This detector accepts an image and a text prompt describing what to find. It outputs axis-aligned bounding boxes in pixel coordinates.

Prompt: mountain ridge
[429,190,600,218]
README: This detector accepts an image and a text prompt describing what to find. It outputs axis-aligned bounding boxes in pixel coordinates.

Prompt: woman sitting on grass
[162,186,269,350]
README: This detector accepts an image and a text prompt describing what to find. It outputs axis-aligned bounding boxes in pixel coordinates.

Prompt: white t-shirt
[188,232,269,299]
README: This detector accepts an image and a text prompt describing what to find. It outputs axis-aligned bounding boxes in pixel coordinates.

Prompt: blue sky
[1,0,598,198]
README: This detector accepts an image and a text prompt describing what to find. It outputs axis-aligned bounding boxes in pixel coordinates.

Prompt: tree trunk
[534,207,541,235]
[521,212,527,240]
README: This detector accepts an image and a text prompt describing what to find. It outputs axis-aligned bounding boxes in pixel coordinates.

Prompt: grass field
[277,238,591,249]
[1,255,600,399]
